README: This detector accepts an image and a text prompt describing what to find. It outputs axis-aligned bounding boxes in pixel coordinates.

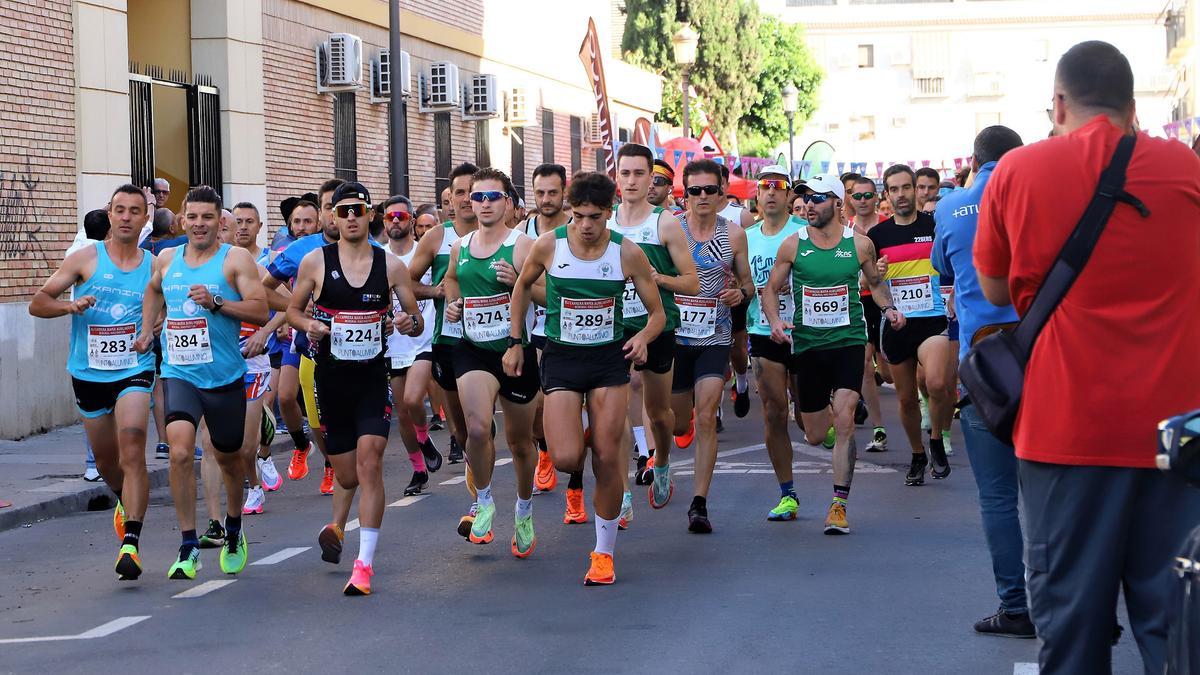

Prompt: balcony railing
[911,76,946,98]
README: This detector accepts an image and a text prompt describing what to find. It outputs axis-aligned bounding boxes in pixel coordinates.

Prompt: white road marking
[251,547,310,566]
[495,457,512,466]
[439,475,467,485]
[0,616,151,645]
[344,518,360,532]
[171,580,236,599]
[389,495,428,507]
[1013,663,1038,675]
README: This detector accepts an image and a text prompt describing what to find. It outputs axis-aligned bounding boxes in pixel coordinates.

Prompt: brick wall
[402,0,483,36]
[0,0,76,301]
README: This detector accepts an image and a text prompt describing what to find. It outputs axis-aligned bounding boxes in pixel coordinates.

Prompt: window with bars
[434,112,451,199]
[475,120,491,168]
[541,110,555,164]
[511,127,526,199]
[569,115,583,173]
[334,92,357,181]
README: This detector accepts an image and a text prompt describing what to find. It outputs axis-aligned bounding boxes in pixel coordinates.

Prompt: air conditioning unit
[419,61,460,112]
[583,112,605,147]
[506,87,531,126]
[316,33,363,93]
[463,74,499,120]
[370,48,411,103]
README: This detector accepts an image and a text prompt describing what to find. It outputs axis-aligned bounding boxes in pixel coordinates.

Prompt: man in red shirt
[976,41,1200,674]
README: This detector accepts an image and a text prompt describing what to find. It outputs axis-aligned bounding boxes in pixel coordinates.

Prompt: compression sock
[515,497,533,520]
[690,495,707,512]
[833,484,850,507]
[567,471,584,490]
[224,515,242,543]
[181,529,199,550]
[122,520,142,550]
[289,430,308,450]
[594,515,618,555]
[408,450,426,473]
[632,426,649,458]
[735,372,749,394]
[357,527,379,566]
[780,480,796,499]
[476,483,494,509]
[325,460,332,469]
[113,489,122,503]
[414,423,430,444]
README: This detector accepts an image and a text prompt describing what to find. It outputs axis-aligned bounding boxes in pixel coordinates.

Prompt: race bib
[801,285,850,328]
[87,323,137,370]
[891,275,933,314]
[439,305,463,339]
[939,285,953,313]
[330,310,383,361]
[675,295,718,339]
[463,293,512,343]
[165,318,213,365]
[391,352,416,370]
[756,288,795,329]
[622,280,647,318]
[560,297,614,344]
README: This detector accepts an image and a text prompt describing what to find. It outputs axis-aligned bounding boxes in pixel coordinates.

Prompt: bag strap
[1011,133,1150,353]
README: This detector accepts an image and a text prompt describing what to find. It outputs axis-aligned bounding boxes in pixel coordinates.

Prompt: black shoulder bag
[959,134,1149,445]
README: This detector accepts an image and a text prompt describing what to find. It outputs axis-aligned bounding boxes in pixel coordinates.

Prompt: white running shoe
[258,456,283,492]
[243,486,265,515]
[82,467,101,482]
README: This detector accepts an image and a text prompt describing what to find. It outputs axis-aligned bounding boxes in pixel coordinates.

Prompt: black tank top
[312,244,390,363]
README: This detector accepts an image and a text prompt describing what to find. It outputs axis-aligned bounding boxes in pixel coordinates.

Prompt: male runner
[29,184,155,580]
[741,167,804,521]
[647,159,679,213]
[506,171,664,584]
[287,181,423,595]
[608,144,699,518]
[380,195,442,497]
[847,177,889,452]
[763,174,903,533]
[672,159,753,533]
[135,185,268,579]
[443,168,540,555]
[869,165,953,486]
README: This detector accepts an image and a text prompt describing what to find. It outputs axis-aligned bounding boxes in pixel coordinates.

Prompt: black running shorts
[789,344,865,414]
[453,341,540,405]
[749,334,790,366]
[880,316,948,365]
[541,341,630,394]
[313,360,392,455]
[163,377,247,452]
[671,344,731,393]
[634,330,675,374]
[431,342,458,391]
[72,370,155,418]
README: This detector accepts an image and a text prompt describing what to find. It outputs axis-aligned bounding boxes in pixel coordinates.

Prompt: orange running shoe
[287,444,311,480]
[583,551,615,586]
[318,523,344,564]
[320,466,335,495]
[343,560,373,596]
[112,501,126,541]
[535,450,557,492]
[563,487,587,524]
[674,412,696,449]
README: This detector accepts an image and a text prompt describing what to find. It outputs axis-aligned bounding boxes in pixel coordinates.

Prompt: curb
[0,437,294,533]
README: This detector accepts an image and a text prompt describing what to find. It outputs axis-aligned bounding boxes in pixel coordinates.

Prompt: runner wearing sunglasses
[847,177,890,453]
[647,159,680,214]
[673,159,753,533]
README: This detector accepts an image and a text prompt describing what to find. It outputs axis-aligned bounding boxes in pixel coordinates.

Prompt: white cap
[755,164,791,180]
[798,173,845,200]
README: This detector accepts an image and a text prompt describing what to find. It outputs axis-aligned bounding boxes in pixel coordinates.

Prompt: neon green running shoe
[822,426,836,450]
[767,494,799,521]
[511,513,536,558]
[168,545,201,580]
[220,530,249,574]
[469,502,495,544]
[942,429,954,456]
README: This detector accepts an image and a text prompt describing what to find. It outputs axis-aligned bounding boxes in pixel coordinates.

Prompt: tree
[737,16,823,158]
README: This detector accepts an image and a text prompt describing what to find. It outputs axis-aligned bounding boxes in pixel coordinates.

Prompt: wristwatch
[505,336,523,349]
[407,313,421,336]
[212,295,225,312]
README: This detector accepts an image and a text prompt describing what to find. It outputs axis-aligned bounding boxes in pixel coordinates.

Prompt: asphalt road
[0,388,1143,674]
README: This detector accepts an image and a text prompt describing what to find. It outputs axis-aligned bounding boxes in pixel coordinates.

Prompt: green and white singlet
[606,206,679,333]
[789,225,867,353]
[545,227,626,347]
[431,222,464,345]
[455,228,528,352]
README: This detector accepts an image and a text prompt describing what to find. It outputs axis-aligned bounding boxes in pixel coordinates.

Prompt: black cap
[331,182,370,206]
[83,209,110,241]
[279,192,319,224]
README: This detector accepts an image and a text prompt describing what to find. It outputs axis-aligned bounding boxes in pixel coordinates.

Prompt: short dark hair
[973,125,1024,166]
[111,183,148,209]
[450,162,481,183]
[532,163,567,186]
[718,163,731,181]
[184,184,223,210]
[382,195,414,211]
[853,177,876,191]
[318,179,345,200]
[882,164,915,188]
[151,207,174,236]
[914,167,940,183]
[1056,40,1133,113]
[232,201,260,219]
[416,203,438,220]
[682,159,725,189]
[84,209,111,240]
[471,167,513,193]
[616,143,654,170]
[567,171,617,209]
[292,199,318,217]
[840,172,862,185]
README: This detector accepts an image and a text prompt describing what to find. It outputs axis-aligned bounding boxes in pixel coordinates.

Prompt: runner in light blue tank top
[159,243,247,388]
[67,241,156,382]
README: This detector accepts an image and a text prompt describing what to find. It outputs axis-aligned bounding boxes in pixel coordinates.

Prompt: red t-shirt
[975,116,1200,468]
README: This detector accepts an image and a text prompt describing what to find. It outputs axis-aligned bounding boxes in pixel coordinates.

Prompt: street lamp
[782,83,798,179]
[672,23,699,139]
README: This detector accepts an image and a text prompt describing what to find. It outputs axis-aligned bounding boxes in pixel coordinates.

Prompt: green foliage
[737,16,823,158]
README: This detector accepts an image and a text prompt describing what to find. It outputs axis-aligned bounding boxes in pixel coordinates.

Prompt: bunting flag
[713,156,725,165]
[836,162,845,175]
[674,150,683,166]
[685,151,696,163]
[875,161,884,177]
[655,148,666,160]
[954,157,964,170]
[921,160,932,168]
[819,161,830,174]
[578,18,616,178]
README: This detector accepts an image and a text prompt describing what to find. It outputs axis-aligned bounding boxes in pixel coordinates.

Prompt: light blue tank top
[159,243,246,388]
[67,242,156,382]
[745,216,804,337]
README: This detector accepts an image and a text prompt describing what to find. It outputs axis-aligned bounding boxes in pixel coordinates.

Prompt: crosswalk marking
[0,616,151,645]
[170,580,236,599]
[251,547,310,566]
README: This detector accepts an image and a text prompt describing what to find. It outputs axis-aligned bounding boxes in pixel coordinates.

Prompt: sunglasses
[757,179,790,191]
[799,193,835,205]
[470,190,507,203]
[685,185,721,197]
[851,191,876,200]
[334,203,368,218]
[651,176,672,187]
[385,210,412,222]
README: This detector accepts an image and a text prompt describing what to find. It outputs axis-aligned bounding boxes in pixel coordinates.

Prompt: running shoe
[404,470,428,496]
[429,413,444,431]
[318,523,344,564]
[421,437,443,473]
[823,502,850,535]
[320,466,335,495]
[855,399,869,426]
[716,407,725,433]
[634,455,651,486]
[674,413,696,449]
[220,529,249,574]
[168,545,201,580]
[83,467,101,482]
[447,437,464,464]
[905,453,928,487]
[733,385,750,418]
[113,501,126,541]
[115,544,142,581]
[919,395,931,431]
[275,418,289,434]
[511,513,536,559]
[649,466,672,509]
[343,560,373,596]
[199,519,225,548]
[973,608,1036,639]
[942,429,954,457]
[243,486,265,515]
[535,450,557,492]
[155,442,169,460]
[822,426,836,450]
[563,487,587,524]
[469,502,496,544]
[865,427,888,453]
[457,503,478,539]
[287,444,311,480]
[929,443,952,480]
[618,491,633,530]
[258,456,283,491]
[687,502,712,534]
[767,494,799,521]
[583,552,615,586]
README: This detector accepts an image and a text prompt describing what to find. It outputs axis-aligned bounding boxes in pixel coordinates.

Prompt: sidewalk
[0,423,289,532]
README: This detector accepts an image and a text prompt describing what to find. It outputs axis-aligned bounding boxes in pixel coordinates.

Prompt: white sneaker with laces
[243,486,265,515]
[258,456,283,492]
[82,467,101,482]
